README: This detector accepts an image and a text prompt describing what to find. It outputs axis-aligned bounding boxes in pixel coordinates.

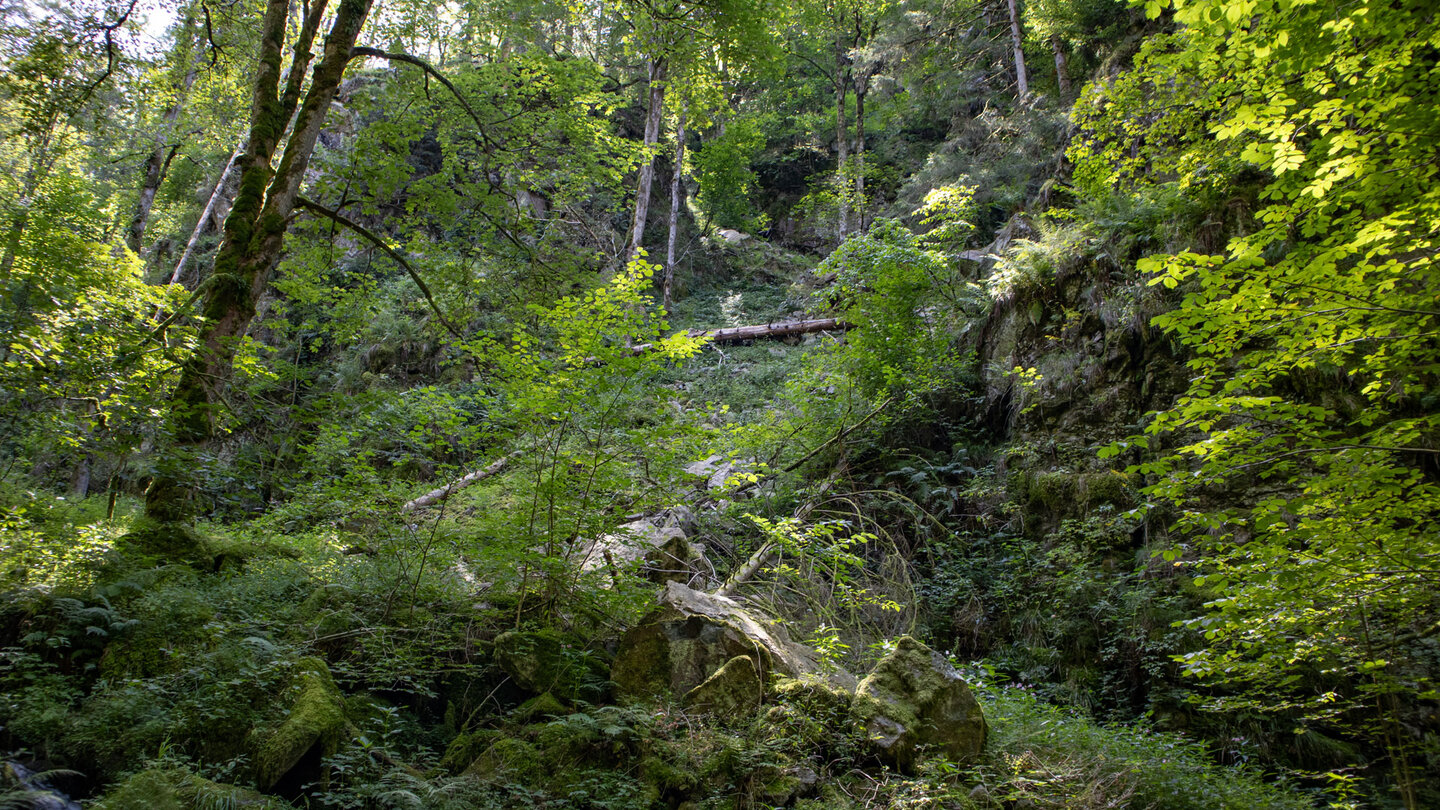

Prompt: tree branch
[295,197,466,340]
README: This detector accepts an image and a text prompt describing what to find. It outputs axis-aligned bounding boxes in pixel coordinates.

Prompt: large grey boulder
[611,582,855,699]
[577,518,707,585]
[851,636,986,772]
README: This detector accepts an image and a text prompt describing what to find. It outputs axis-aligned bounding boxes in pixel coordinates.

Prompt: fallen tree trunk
[402,451,522,512]
[626,317,853,356]
[696,317,851,343]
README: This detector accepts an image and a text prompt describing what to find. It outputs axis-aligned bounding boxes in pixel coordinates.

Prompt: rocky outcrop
[851,636,986,771]
[611,581,855,699]
[683,455,754,493]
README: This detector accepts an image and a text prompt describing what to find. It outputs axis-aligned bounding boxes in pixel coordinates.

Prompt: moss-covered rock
[493,628,610,702]
[612,581,854,700]
[851,636,986,772]
[96,767,286,810]
[513,691,569,721]
[465,736,543,782]
[253,656,351,791]
[115,518,211,566]
[440,730,498,774]
[682,654,763,718]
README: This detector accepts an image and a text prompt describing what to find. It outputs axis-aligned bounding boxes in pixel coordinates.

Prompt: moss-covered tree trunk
[144,0,374,529]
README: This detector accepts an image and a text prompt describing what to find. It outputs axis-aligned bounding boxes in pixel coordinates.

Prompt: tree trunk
[835,38,850,240]
[1007,0,1029,98]
[854,82,867,233]
[627,58,667,263]
[664,106,686,311]
[1051,34,1070,97]
[145,0,374,526]
[169,147,241,286]
[127,48,200,254]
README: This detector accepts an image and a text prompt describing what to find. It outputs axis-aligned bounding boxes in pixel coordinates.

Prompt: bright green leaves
[692,114,769,232]
[813,219,965,406]
[1083,0,1440,756]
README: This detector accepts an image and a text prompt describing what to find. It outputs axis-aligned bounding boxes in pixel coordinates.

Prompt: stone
[513,691,569,721]
[850,636,986,772]
[252,657,352,792]
[611,581,855,699]
[492,629,609,702]
[718,228,751,243]
[682,654,763,717]
[98,768,286,810]
[683,455,754,493]
[577,518,707,586]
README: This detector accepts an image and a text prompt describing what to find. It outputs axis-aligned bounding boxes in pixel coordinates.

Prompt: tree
[144,0,375,528]
[1077,0,1440,803]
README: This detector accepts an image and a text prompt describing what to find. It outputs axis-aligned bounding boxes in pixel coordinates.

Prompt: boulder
[252,657,352,792]
[98,768,286,810]
[850,636,986,771]
[578,518,707,586]
[682,654,763,717]
[683,455,754,493]
[611,581,855,699]
[492,628,610,702]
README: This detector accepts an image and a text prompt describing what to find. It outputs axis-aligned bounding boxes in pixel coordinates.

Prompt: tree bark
[169,147,241,286]
[835,37,850,240]
[1051,34,1070,97]
[127,40,201,254]
[664,106,686,310]
[402,451,522,512]
[1007,0,1029,98]
[627,58,667,263]
[146,0,374,525]
[626,318,853,355]
[854,81,867,233]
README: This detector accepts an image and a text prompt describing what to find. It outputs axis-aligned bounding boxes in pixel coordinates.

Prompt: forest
[0,0,1435,806]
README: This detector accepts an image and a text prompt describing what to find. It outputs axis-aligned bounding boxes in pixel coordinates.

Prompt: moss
[208,536,301,572]
[115,517,211,565]
[253,656,351,791]
[493,628,610,702]
[682,655,763,719]
[513,691,569,722]
[609,623,672,698]
[1079,469,1132,508]
[440,730,498,774]
[96,767,285,810]
[99,588,215,678]
[851,636,987,772]
[465,736,543,782]
[639,752,699,796]
[774,675,854,716]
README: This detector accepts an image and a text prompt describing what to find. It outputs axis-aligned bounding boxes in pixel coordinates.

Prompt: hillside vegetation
[0,0,1435,807]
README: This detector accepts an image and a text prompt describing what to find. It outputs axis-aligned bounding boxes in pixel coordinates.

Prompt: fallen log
[695,317,851,343]
[401,451,522,512]
[627,317,852,355]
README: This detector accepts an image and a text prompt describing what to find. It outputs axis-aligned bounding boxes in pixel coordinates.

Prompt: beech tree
[144,0,374,527]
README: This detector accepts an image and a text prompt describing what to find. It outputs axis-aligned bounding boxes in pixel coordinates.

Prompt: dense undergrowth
[3,0,1437,805]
